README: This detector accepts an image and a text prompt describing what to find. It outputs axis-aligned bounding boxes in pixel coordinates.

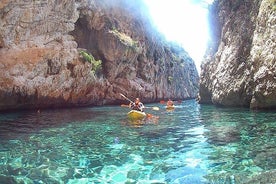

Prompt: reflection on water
[0,100,275,183]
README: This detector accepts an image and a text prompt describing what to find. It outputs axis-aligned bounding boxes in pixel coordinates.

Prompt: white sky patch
[143,0,213,73]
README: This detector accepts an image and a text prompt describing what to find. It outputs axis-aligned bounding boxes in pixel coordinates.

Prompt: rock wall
[0,0,199,111]
[199,0,276,109]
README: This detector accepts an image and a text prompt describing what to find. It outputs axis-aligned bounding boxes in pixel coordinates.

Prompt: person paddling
[129,98,145,112]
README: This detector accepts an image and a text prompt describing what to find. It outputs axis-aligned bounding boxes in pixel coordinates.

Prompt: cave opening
[70,16,108,77]
[70,17,100,59]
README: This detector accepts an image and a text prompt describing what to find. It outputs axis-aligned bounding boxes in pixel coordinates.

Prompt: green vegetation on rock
[168,76,173,84]
[79,51,102,76]
[109,29,139,49]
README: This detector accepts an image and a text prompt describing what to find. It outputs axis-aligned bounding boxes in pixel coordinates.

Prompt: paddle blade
[120,93,126,98]
[152,107,160,111]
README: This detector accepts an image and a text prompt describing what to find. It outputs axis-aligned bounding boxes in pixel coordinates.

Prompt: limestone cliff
[0,0,199,111]
[199,0,276,109]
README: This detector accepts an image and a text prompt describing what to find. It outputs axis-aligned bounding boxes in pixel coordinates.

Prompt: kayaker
[167,99,174,107]
[129,98,145,112]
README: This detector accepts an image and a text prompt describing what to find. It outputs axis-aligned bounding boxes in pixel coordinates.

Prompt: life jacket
[131,102,143,112]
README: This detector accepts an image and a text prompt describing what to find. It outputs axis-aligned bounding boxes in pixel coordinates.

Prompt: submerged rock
[242,170,276,184]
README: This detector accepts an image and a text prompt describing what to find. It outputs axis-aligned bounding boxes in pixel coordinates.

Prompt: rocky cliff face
[0,0,199,111]
[199,0,276,109]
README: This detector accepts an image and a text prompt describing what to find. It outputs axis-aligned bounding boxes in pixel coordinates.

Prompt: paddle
[120,93,160,111]
[121,104,160,111]
[120,104,130,107]
[147,106,160,111]
[120,93,134,103]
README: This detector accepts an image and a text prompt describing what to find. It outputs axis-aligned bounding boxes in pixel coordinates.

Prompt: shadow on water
[0,108,104,141]
[0,100,275,183]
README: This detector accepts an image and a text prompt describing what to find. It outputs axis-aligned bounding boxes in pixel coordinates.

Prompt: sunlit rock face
[199,0,276,109]
[0,0,198,111]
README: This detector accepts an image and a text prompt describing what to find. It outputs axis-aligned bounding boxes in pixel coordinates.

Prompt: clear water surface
[0,100,275,184]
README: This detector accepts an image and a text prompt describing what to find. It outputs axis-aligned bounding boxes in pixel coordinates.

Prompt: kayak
[127,110,146,120]
[166,106,175,110]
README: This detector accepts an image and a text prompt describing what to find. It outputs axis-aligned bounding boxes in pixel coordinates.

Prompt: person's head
[135,98,140,104]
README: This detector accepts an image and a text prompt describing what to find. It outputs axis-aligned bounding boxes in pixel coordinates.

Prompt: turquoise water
[0,100,275,184]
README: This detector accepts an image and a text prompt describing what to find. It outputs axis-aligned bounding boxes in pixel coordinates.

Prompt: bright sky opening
[143,0,214,73]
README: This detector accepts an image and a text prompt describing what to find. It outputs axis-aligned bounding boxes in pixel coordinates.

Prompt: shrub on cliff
[79,51,102,77]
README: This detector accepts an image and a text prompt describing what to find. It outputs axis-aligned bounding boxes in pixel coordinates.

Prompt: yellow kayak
[166,106,175,110]
[127,110,146,120]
